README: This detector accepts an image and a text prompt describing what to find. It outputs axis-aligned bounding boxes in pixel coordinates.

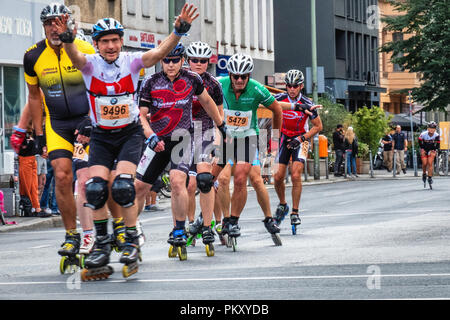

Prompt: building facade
[274,0,385,111]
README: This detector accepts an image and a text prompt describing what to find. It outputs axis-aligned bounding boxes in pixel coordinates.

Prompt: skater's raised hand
[174,3,199,35]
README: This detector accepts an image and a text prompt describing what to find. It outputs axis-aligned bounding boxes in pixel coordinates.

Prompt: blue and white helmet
[166,43,186,58]
[92,18,124,41]
[227,53,254,75]
[40,3,71,23]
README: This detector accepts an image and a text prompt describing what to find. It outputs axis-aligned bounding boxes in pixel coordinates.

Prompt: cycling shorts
[88,122,144,170]
[276,134,309,165]
[217,135,259,168]
[136,136,193,185]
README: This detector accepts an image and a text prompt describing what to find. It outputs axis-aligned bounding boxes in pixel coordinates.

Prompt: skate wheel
[223,234,230,248]
[229,237,237,252]
[219,234,226,246]
[138,252,143,262]
[168,245,178,258]
[271,233,282,246]
[59,256,68,274]
[122,264,138,278]
[80,268,89,281]
[177,246,187,261]
[205,244,215,257]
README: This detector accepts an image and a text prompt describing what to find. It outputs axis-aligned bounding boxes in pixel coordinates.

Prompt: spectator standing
[392,125,408,174]
[381,128,394,172]
[344,127,358,177]
[332,124,345,176]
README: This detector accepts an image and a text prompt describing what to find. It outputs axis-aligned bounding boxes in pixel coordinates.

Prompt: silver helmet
[285,69,304,85]
[40,2,71,23]
[186,41,212,59]
[226,53,254,75]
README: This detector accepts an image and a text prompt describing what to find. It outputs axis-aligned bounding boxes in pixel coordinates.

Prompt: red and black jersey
[274,92,318,137]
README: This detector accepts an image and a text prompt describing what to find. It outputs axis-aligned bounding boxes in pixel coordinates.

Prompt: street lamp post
[409,90,418,177]
[311,0,320,180]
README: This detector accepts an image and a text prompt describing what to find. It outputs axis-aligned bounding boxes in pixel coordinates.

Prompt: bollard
[446,150,449,176]
[325,157,329,179]
[304,159,308,182]
[393,151,397,178]
[344,152,348,178]
[369,150,374,178]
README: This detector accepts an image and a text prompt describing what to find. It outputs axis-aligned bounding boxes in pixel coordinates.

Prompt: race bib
[95,94,135,128]
[73,143,88,161]
[224,109,252,132]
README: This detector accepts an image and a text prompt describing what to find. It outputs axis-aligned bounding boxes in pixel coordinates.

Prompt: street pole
[408,90,418,177]
[311,0,320,180]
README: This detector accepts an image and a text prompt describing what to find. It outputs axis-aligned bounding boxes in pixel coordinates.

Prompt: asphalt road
[0,177,449,301]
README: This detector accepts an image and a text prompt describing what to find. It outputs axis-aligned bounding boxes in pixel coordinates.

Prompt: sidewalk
[0,169,435,233]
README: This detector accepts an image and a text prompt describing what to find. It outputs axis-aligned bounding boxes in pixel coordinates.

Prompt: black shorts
[46,115,89,161]
[217,135,259,168]
[136,135,193,185]
[276,134,309,165]
[88,122,144,170]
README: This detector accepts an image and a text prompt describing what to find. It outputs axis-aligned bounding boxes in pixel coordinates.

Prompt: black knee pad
[84,177,109,210]
[196,172,214,193]
[111,174,136,208]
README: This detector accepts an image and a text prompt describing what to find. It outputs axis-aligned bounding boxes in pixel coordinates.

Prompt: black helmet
[427,121,437,128]
[40,2,71,23]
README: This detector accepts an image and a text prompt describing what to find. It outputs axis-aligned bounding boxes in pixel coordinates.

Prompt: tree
[351,106,392,155]
[317,97,350,142]
[380,0,450,112]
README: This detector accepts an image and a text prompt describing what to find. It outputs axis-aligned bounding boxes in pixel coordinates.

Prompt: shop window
[3,66,22,150]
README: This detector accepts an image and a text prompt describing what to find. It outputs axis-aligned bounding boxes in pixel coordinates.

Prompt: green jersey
[219,76,275,138]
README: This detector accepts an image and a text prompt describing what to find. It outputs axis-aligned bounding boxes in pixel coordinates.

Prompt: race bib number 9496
[100,104,130,120]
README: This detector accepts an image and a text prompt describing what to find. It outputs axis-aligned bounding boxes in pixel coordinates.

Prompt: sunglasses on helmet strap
[162,57,182,64]
[231,74,249,80]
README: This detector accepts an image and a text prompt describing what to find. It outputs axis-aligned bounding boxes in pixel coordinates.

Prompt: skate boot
[136,219,146,247]
[120,229,142,278]
[79,233,95,255]
[171,228,188,261]
[167,231,178,258]
[263,217,282,246]
[112,218,126,252]
[215,223,226,246]
[58,231,82,274]
[227,221,240,252]
[422,173,427,188]
[274,203,289,225]
[186,214,203,247]
[428,176,433,189]
[290,213,302,235]
[201,226,215,257]
[81,234,114,281]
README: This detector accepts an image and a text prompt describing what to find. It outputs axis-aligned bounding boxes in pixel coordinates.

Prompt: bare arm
[304,116,323,140]
[139,106,165,152]
[142,4,199,68]
[264,100,282,131]
[27,83,44,135]
[197,89,223,126]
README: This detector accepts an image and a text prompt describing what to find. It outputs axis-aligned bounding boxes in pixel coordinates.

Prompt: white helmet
[40,2,71,23]
[227,53,254,75]
[285,69,304,85]
[186,41,212,58]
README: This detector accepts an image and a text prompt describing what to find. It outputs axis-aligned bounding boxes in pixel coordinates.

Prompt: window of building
[127,0,136,16]
[347,31,354,78]
[392,32,404,72]
[155,1,166,21]
[2,66,23,150]
[355,33,361,79]
[204,0,214,23]
[354,0,361,22]
[240,0,247,48]
[335,0,345,17]
[347,0,354,19]
[141,0,150,18]
[175,0,186,16]
[266,0,274,52]
[258,0,266,50]
[249,0,256,50]
[335,29,346,60]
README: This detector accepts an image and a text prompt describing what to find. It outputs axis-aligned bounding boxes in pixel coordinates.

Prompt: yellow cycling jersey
[24,38,95,120]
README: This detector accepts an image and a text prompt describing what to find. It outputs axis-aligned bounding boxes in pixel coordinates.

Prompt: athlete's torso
[81,51,145,129]
[274,92,317,137]
[24,38,95,120]
[139,69,205,138]
[192,71,223,132]
[419,131,440,151]
[219,77,275,138]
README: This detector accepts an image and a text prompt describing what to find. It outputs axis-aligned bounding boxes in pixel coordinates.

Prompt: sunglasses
[189,58,209,64]
[231,74,249,80]
[162,57,182,64]
[287,84,300,89]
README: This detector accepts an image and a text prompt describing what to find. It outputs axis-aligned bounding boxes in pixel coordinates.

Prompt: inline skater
[418,121,440,189]
[184,41,224,253]
[135,42,227,260]
[272,70,322,232]
[19,3,95,271]
[216,53,283,246]
[55,3,199,278]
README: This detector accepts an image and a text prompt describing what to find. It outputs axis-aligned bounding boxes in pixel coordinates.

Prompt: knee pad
[111,174,136,208]
[84,177,109,210]
[196,172,214,193]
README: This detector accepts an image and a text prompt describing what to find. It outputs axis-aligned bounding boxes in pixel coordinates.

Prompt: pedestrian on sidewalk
[332,124,345,177]
[381,128,394,172]
[392,125,408,174]
[344,127,358,177]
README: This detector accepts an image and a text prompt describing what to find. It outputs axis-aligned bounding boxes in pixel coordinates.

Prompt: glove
[77,117,92,138]
[294,103,308,112]
[287,135,305,150]
[10,126,27,154]
[146,133,160,151]
[174,19,191,36]
[35,135,45,155]
[217,121,230,142]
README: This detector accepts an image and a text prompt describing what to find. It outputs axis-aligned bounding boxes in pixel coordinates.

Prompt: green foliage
[317,97,350,142]
[380,0,450,111]
[357,142,370,160]
[350,106,392,155]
